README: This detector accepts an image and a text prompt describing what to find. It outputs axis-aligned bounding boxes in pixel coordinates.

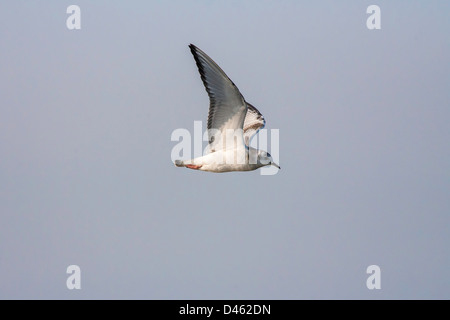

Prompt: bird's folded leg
[185,164,203,170]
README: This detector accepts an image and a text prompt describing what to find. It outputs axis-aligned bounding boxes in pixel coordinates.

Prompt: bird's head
[257,150,280,169]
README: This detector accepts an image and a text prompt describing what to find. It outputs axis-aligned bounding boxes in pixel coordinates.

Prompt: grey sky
[0,1,449,299]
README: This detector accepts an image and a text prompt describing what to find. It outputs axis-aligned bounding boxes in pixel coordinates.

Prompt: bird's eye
[266,152,271,158]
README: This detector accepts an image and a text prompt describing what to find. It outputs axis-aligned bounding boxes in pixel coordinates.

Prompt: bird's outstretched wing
[189,44,247,152]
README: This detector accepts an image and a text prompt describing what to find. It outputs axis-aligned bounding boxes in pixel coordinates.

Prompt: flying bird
[174,44,280,173]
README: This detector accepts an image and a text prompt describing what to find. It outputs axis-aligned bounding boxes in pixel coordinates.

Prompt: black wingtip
[189,44,198,58]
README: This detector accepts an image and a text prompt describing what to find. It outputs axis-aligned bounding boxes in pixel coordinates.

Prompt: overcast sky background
[0,1,449,299]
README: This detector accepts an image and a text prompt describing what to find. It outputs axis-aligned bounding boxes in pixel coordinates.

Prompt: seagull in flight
[175,44,280,173]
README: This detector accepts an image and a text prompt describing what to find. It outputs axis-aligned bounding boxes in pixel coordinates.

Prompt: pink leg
[185,164,203,170]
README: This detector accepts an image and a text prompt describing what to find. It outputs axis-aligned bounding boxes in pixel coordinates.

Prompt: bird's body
[175,44,280,173]
[175,146,265,173]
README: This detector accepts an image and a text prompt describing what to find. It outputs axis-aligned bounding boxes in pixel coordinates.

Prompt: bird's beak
[271,162,281,170]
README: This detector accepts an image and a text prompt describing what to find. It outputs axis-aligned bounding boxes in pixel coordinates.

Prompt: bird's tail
[174,160,185,167]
